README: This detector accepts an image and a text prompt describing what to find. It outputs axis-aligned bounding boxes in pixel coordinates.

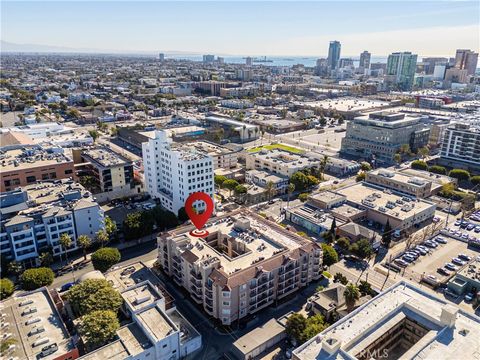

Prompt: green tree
[20,267,54,290]
[123,212,142,241]
[104,216,117,236]
[59,233,72,264]
[322,230,333,244]
[470,175,480,186]
[177,207,189,222]
[223,179,239,197]
[349,238,373,259]
[300,315,328,343]
[360,162,372,171]
[336,237,350,251]
[234,184,248,202]
[39,251,53,267]
[321,243,339,267]
[0,278,14,300]
[411,160,428,171]
[91,247,121,273]
[449,169,470,181]
[7,261,23,279]
[290,171,309,191]
[214,175,227,188]
[298,193,309,202]
[285,313,307,344]
[318,155,330,180]
[0,338,17,356]
[358,280,373,296]
[79,310,119,349]
[356,172,366,182]
[78,235,92,260]
[418,146,430,160]
[265,180,275,200]
[333,272,348,285]
[344,283,360,312]
[95,229,109,247]
[393,153,402,166]
[287,183,295,207]
[66,279,123,316]
[382,219,392,248]
[429,165,447,175]
[88,129,99,143]
[329,217,337,236]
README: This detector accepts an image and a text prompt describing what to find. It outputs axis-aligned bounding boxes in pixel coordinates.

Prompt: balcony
[205,288,213,299]
[191,278,202,288]
[205,303,213,315]
[190,270,202,280]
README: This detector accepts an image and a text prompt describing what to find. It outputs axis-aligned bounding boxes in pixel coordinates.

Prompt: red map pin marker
[185,192,214,237]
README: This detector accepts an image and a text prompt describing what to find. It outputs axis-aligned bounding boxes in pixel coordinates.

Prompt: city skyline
[1,1,479,57]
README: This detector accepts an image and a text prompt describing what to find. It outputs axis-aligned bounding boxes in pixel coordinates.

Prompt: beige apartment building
[158,209,322,325]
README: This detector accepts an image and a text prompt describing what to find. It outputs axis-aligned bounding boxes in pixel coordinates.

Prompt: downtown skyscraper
[386,51,418,90]
[327,41,341,70]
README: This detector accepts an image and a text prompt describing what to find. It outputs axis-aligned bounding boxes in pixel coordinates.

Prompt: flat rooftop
[121,282,162,312]
[293,281,480,360]
[117,322,153,356]
[309,191,346,204]
[2,288,74,360]
[187,140,235,156]
[287,204,344,229]
[336,183,435,220]
[294,98,390,112]
[169,210,310,274]
[79,340,129,360]
[82,147,132,168]
[249,148,319,168]
[136,306,177,342]
[368,169,430,188]
[233,318,285,355]
[0,147,72,172]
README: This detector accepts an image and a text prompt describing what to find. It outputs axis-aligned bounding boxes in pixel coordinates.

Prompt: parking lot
[102,198,157,226]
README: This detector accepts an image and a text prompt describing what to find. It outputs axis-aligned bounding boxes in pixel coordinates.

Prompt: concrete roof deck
[121,282,162,312]
[117,322,153,356]
[0,147,72,172]
[295,98,390,112]
[233,318,285,355]
[4,288,73,360]
[335,183,434,221]
[136,306,177,342]
[293,281,480,360]
[82,147,132,168]
[79,340,129,360]
[250,148,318,167]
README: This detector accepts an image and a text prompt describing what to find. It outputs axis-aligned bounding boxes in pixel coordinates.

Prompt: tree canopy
[428,165,446,175]
[0,278,14,300]
[66,279,123,316]
[79,310,119,349]
[349,238,374,259]
[449,169,470,181]
[411,160,428,171]
[20,267,54,290]
[321,243,339,267]
[91,247,121,273]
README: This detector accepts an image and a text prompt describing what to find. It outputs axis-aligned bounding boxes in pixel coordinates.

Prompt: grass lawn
[247,143,305,154]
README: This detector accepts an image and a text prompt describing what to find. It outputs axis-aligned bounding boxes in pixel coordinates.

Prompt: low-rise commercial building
[335,183,436,233]
[158,209,322,325]
[293,281,480,360]
[1,287,79,360]
[365,169,433,198]
[246,148,320,178]
[0,180,104,264]
[246,169,289,195]
[205,116,259,143]
[0,146,75,192]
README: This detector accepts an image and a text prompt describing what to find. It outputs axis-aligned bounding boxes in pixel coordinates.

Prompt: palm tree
[318,155,330,181]
[344,283,360,313]
[96,230,109,248]
[77,235,92,260]
[287,183,295,207]
[265,181,275,201]
[59,233,72,265]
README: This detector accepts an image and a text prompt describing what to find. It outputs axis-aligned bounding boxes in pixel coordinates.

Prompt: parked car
[57,282,75,293]
[466,224,475,231]
[465,293,474,302]
[39,343,58,358]
[394,259,408,267]
[435,237,447,244]
[437,267,450,276]
[445,263,458,271]
[452,258,466,266]
[458,254,471,261]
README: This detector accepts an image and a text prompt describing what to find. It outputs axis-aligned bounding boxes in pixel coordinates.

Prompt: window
[222,301,230,306]
[26,176,36,183]
[65,169,73,175]
[222,291,231,298]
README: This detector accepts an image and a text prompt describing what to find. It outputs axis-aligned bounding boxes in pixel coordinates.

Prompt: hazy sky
[2,1,479,56]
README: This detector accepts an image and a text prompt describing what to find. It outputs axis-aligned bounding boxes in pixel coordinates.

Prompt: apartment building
[0,180,104,264]
[158,209,322,325]
[439,122,480,172]
[245,148,320,178]
[385,52,417,91]
[81,279,201,360]
[142,130,214,215]
[80,147,134,193]
[293,281,480,360]
[0,287,79,360]
[0,146,75,192]
[341,112,430,164]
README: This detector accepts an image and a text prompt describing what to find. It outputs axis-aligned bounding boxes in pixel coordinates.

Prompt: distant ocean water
[170,55,390,67]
